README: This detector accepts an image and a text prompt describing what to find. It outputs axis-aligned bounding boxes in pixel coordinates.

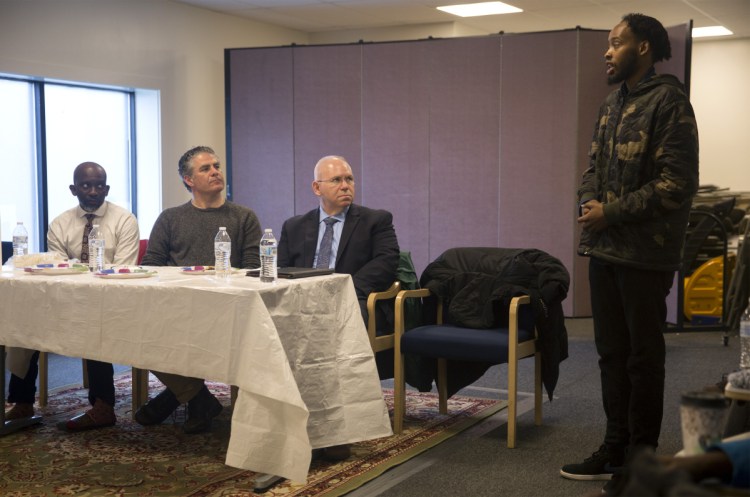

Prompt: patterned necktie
[315,217,339,269]
[80,214,96,262]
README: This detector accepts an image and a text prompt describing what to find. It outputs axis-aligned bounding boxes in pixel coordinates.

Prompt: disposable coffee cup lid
[680,391,730,408]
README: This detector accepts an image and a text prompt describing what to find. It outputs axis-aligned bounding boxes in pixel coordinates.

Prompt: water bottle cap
[219,226,226,230]
[264,228,272,233]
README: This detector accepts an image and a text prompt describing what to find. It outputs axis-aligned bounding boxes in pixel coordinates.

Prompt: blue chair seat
[402,325,535,363]
[393,291,542,448]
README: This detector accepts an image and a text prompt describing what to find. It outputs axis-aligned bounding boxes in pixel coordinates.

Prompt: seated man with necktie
[4,162,140,431]
[277,155,400,460]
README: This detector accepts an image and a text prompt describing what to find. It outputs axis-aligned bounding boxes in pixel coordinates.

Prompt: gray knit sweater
[141,201,262,269]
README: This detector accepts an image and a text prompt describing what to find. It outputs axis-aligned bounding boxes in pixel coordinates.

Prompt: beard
[607,47,638,85]
[80,201,103,212]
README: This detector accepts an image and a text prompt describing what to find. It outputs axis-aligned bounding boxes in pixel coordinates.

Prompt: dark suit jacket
[278,203,399,303]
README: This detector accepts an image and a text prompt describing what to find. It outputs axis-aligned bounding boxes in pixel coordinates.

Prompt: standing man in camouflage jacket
[560,13,699,492]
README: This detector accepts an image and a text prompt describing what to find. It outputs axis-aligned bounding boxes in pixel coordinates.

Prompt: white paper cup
[680,391,730,455]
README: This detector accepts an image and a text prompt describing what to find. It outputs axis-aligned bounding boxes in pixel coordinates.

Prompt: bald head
[74,162,107,183]
[313,156,348,179]
[312,155,355,215]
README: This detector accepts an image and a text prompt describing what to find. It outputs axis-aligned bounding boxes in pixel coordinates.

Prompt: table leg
[1,345,43,435]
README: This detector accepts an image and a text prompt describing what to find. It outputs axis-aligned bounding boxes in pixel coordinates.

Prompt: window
[0,75,160,252]
[0,79,38,248]
[45,84,132,221]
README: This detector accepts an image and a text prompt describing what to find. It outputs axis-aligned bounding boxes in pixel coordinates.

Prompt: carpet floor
[0,373,507,496]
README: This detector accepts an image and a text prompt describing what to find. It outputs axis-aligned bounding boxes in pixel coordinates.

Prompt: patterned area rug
[1,373,506,497]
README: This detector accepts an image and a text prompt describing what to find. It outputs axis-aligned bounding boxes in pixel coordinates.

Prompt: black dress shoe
[183,385,223,434]
[135,388,180,426]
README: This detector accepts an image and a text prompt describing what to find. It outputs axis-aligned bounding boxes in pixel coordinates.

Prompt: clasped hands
[578,200,608,232]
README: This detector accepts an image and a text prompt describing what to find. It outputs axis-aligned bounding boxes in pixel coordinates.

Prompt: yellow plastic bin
[684,254,737,324]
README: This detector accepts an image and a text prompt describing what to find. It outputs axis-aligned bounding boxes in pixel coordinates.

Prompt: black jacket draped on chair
[407,247,570,400]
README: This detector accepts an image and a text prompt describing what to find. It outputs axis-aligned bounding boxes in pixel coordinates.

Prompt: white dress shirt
[47,201,140,265]
[7,201,140,377]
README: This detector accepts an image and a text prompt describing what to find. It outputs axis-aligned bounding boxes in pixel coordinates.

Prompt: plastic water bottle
[214,227,232,279]
[740,297,750,369]
[12,221,29,257]
[88,224,105,272]
[259,228,277,283]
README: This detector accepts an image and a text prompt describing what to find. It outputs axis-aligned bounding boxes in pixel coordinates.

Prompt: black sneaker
[560,445,623,481]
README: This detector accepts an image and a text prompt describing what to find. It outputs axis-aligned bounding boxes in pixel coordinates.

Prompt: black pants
[8,353,115,407]
[589,257,674,452]
[7,350,40,404]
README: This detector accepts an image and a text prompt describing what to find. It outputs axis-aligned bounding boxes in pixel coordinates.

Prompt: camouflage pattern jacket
[577,72,699,271]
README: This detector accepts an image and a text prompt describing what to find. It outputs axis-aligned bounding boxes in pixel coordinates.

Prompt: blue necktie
[316,217,339,268]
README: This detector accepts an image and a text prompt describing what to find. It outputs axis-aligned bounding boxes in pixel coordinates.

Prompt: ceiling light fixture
[692,26,733,38]
[437,1,522,18]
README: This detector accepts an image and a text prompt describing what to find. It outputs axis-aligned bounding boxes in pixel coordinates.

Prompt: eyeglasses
[316,175,355,186]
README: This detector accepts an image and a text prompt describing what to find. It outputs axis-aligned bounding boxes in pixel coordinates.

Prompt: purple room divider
[227,47,295,238]
[226,23,690,317]
[361,40,431,276]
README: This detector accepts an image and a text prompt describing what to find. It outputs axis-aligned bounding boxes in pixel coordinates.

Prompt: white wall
[0,0,307,223]
[691,38,750,191]
[308,21,487,44]
[1,0,747,231]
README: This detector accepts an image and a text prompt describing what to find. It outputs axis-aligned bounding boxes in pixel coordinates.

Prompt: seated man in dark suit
[278,154,399,460]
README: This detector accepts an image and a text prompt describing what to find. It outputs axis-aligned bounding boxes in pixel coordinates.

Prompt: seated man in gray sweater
[136,145,262,434]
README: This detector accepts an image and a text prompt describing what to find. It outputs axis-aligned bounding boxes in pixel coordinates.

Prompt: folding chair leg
[437,359,448,414]
[534,351,543,426]
[508,356,518,449]
[393,352,406,434]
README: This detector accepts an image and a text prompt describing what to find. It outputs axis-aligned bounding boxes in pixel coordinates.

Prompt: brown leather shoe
[5,402,35,420]
[322,444,352,461]
[57,398,116,432]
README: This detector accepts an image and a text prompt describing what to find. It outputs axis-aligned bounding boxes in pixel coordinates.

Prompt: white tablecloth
[0,266,392,482]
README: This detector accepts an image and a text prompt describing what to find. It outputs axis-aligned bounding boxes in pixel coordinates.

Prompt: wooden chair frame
[366,281,401,353]
[392,289,542,448]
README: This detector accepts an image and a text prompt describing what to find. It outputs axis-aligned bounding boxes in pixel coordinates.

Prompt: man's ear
[638,39,650,57]
[183,175,194,189]
[69,185,77,196]
[312,180,321,196]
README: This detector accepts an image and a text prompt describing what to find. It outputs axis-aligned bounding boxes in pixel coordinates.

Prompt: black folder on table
[247,267,334,279]
[277,267,334,279]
